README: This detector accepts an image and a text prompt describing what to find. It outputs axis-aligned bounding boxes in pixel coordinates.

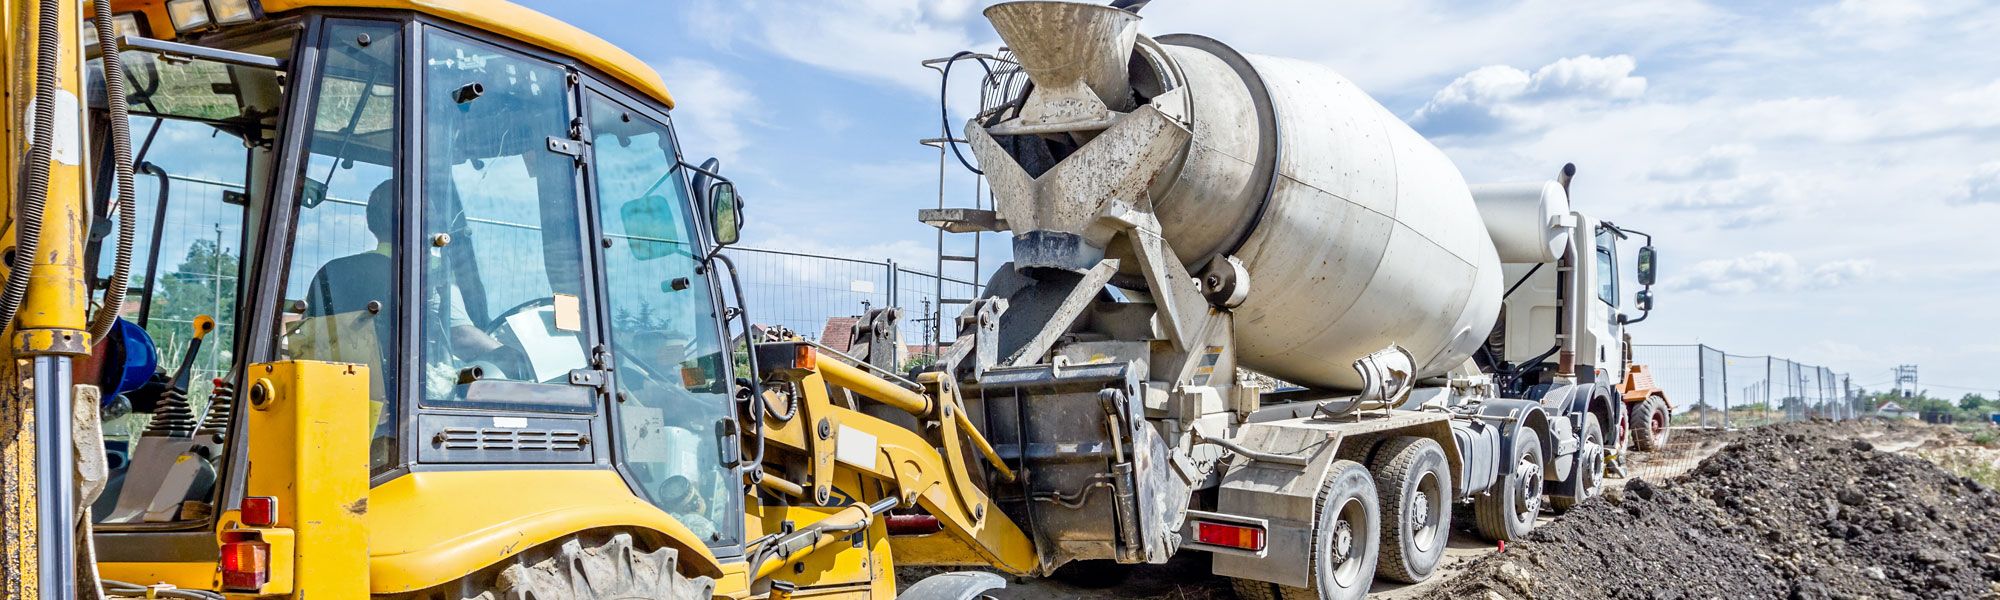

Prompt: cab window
[586,92,736,546]
[1596,227,1619,305]
[418,29,593,407]
[84,33,290,525]
[273,19,403,474]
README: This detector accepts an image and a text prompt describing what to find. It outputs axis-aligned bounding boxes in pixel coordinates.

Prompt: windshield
[84,36,290,527]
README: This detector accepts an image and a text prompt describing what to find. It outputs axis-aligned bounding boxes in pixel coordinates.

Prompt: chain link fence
[1632,344,1858,430]
[721,246,976,366]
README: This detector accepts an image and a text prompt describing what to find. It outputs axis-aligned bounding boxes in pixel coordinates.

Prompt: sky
[518,0,2000,398]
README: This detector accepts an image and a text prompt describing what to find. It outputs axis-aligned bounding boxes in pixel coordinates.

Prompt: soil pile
[1426,420,2000,599]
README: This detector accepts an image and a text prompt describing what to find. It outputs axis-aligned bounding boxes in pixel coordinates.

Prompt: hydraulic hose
[89,0,137,340]
[1,0,64,335]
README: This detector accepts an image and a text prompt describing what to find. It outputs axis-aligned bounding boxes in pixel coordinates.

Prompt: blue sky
[519,0,2000,397]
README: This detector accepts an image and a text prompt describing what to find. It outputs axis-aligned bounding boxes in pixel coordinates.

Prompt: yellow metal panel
[365,469,723,594]
[256,0,675,108]
[95,562,218,590]
[241,361,371,597]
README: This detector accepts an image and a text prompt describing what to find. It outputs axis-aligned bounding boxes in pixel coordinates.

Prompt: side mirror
[708,181,742,246]
[1635,289,1654,312]
[1636,245,1657,286]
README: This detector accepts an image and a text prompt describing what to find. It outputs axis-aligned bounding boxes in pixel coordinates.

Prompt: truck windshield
[84,36,291,526]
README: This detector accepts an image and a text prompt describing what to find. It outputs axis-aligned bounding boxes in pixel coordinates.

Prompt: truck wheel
[1549,417,1605,512]
[386,531,714,600]
[1230,460,1379,600]
[1628,396,1670,451]
[1369,436,1451,584]
[1474,429,1542,542]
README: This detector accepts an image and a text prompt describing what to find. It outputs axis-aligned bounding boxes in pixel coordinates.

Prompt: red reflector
[1194,521,1265,551]
[220,539,271,592]
[794,346,817,371]
[241,496,279,527]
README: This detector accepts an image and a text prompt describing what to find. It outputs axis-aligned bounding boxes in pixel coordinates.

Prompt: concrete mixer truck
[904,1,1671,597]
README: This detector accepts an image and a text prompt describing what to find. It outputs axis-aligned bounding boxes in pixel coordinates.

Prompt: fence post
[1719,350,1731,430]
[1764,357,1773,425]
[1696,345,1710,429]
[885,259,898,311]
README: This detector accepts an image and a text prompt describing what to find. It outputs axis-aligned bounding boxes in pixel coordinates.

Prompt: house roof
[819,317,860,352]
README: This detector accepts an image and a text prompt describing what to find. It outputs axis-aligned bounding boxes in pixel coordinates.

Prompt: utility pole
[1894,364,1919,399]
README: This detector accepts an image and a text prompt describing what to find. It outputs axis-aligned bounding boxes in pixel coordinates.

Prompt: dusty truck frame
[903,2,1669,598]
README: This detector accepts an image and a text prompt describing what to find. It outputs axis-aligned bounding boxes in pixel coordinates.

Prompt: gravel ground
[1423,420,2000,599]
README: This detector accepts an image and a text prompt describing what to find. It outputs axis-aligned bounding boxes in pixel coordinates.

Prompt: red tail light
[220,537,271,592]
[1194,521,1266,551]
[241,496,278,527]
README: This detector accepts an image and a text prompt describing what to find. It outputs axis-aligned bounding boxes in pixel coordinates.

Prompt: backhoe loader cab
[81,1,745,595]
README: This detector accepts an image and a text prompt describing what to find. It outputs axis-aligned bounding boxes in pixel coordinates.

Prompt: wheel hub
[1331,520,1354,564]
[1410,489,1431,527]
[1518,462,1542,516]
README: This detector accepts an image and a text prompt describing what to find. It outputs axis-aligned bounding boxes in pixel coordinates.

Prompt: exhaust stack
[983,1,1140,135]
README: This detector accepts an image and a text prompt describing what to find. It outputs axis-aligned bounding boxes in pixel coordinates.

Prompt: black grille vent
[436,427,588,452]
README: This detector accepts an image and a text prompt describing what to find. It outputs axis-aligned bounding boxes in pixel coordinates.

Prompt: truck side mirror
[1636,246,1657,286]
[708,181,742,246]
[1635,289,1654,312]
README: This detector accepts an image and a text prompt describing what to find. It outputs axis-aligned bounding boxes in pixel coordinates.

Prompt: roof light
[207,0,260,25]
[165,0,211,33]
[83,13,146,42]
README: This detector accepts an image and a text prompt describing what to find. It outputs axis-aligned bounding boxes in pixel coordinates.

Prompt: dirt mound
[1426,420,2000,599]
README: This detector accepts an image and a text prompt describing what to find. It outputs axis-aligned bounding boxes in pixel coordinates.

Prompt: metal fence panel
[711,246,1860,429]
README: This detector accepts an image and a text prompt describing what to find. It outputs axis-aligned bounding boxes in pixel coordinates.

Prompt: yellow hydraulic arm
[2,0,107,598]
[744,342,1039,584]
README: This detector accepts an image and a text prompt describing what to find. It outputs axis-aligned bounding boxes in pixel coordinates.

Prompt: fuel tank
[974,2,1505,390]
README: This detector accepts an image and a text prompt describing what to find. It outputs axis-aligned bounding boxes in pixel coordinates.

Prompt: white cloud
[1666,252,1874,294]
[1411,55,1645,136]
[1956,162,2000,205]
[692,0,987,95]
[1650,144,1753,182]
[655,58,761,164]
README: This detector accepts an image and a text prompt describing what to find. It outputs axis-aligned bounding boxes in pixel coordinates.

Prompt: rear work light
[219,536,271,592]
[1193,520,1266,552]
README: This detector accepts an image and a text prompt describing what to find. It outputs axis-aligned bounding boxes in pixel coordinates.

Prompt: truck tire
[1548,417,1605,512]
[1627,395,1670,451]
[1229,460,1380,600]
[384,531,714,600]
[1369,436,1451,584]
[1474,429,1542,542]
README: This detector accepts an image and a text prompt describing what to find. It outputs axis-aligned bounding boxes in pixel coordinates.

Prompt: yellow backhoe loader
[1,1,1036,598]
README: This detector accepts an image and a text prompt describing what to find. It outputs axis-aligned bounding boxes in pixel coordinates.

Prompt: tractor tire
[1548,417,1606,513]
[384,530,714,600]
[1474,429,1543,542]
[1230,460,1379,600]
[1368,437,1452,584]
[1628,395,1670,451]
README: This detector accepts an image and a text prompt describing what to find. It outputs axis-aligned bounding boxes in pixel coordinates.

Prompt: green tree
[145,237,239,392]
[1960,393,1990,412]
